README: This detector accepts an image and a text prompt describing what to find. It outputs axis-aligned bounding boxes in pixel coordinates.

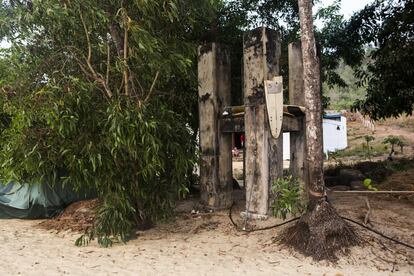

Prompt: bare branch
[144,71,160,103]
[118,76,125,93]
[123,16,131,96]
[109,14,138,97]
[133,75,144,95]
[79,11,92,66]
[70,47,113,99]
[78,10,113,98]
[106,39,111,86]
[109,23,124,57]
[364,197,371,226]
[72,55,93,78]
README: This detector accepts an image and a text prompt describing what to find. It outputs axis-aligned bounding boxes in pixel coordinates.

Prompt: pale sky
[321,0,374,19]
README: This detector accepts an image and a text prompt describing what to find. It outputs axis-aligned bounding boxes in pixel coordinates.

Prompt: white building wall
[283,133,290,160]
[322,116,347,154]
[283,116,347,160]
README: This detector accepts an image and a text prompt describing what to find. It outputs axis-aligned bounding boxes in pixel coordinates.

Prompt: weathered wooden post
[198,43,233,210]
[288,42,307,186]
[243,27,283,218]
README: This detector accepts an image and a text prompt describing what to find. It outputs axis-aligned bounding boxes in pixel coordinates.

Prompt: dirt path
[374,123,414,144]
[0,193,413,275]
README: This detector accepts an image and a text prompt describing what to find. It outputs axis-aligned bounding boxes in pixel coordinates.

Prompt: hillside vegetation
[324,61,366,111]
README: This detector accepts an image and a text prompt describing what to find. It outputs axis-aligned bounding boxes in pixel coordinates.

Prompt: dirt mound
[379,167,414,191]
[39,199,100,233]
[279,200,359,261]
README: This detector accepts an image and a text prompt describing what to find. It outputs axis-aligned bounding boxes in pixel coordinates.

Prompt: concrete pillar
[288,42,307,186]
[243,27,283,217]
[198,43,233,210]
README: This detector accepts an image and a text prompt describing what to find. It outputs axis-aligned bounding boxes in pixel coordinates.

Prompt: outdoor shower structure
[197,27,308,218]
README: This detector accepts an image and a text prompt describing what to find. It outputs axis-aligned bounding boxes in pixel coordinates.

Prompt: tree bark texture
[197,43,233,210]
[288,42,308,189]
[298,0,324,204]
[243,28,283,216]
[278,2,360,261]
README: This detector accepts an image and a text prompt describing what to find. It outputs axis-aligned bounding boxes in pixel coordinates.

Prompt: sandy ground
[0,191,413,276]
[1,114,413,275]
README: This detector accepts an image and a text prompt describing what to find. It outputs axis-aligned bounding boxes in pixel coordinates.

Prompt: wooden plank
[243,27,282,217]
[198,43,233,210]
[288,42,307,186]
[220,113,302,133]
[220,117,245,133]
[283,116,302,132]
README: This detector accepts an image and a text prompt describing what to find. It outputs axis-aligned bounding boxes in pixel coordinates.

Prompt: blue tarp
[0,182,93,219]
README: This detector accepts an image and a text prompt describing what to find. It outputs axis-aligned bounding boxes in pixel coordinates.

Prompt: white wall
[283,116,348,160]
[322,116,347,154]
[283,133,290,160]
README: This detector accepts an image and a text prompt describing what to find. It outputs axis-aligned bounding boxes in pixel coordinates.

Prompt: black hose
[341,216,414,250]
[228,201,299,232]
[228,202,414,250]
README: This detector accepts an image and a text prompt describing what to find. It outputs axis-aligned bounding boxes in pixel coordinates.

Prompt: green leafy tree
[397,140,406,154]
[383,136,400,152]
[348,0,414,119]
[212,0,365,106]
[383,136,404,159]
[0,0,371,249]
[0,0,218,246]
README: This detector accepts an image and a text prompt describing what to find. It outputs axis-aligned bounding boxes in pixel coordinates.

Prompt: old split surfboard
[264,76,283,139]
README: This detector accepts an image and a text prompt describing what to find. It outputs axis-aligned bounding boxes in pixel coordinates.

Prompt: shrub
[0,90,196,246]
[270,176,305,220]
[0,0,211,246]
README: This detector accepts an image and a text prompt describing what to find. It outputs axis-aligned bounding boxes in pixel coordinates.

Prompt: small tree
[383,136,402,159]
[271,176,305,220]
[363,135,375,160]
[397,140,406,154]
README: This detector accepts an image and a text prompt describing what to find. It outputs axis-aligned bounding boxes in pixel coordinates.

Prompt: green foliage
[211,0,365,106]
[333,143,387,159]
[383,136,402,148]
[386,158,414,172]
[0,0,211,246]
[0,92,196,245]
[0,0,399,246]
[327,151,344,167]
[363,135,375,160]
[383,136,405,157]
[348,0,414,119]
[397,140,406,153]
[315,0,364,90]
[364,135,375,143]
[75,193,136,247]
[363,178,377,191]
[324,61,367,111]
[271,176,305,220]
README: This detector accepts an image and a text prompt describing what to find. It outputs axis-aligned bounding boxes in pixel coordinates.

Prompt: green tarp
[0,182,93,219]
